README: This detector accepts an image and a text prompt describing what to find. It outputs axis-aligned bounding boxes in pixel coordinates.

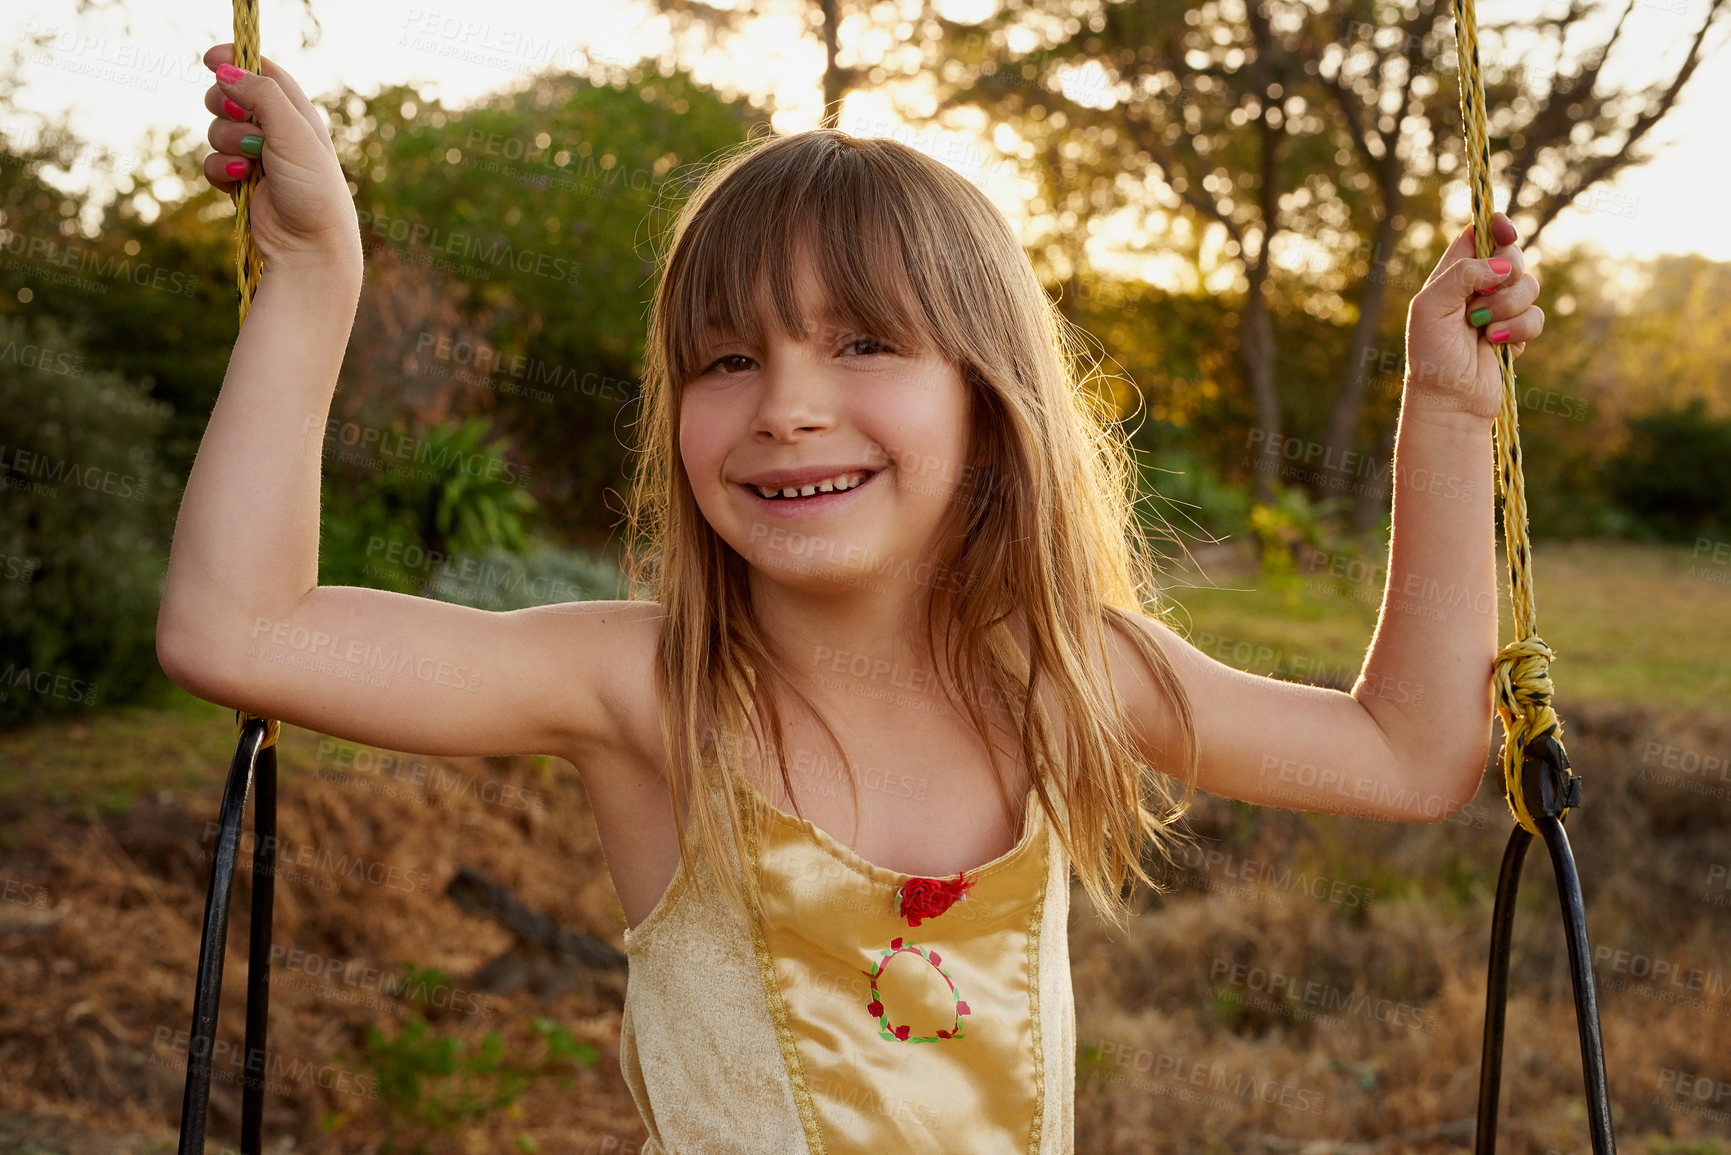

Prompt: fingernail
[240,135,263,158]
[223,97,249,120]
[1488,328,1511,345]
[1469,307,1494,327]
[225,160,248,178]
[1487,258,1511,276]
[216,63,248,84]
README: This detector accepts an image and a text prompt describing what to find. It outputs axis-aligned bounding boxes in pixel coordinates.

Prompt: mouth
[739,469,880,516]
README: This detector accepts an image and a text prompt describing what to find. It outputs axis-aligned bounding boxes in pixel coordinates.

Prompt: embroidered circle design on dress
[860,937,971,1042]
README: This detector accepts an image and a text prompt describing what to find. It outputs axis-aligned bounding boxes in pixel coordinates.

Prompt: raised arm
[1111,214,1541,823]
[156,45,639,767]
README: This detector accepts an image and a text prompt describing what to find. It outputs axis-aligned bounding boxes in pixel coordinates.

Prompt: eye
[702,353,756,376]
[842,336,894,357]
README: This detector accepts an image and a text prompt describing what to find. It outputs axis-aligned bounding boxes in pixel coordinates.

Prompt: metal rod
[177,718,270,1154]
[1535,815,1617,1155]
[1474,824,1532,1155]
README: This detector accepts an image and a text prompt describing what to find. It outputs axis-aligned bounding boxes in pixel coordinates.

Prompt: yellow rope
[1451,0,1565,834]
[229,0,279,753]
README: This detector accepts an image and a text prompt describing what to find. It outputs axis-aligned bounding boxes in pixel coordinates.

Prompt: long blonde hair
[622,127,1197,935]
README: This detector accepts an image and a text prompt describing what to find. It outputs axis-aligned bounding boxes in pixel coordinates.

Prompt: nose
[750,344,831,441]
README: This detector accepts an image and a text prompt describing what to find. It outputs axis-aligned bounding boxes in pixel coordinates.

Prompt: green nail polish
[1469,306,1493,327]
[240,135,263,158]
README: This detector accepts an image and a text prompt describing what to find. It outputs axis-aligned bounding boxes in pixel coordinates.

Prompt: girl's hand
[1402,212,1544,423]
[201,42,361,273]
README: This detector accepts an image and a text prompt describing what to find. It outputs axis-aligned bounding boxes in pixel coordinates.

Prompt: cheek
[677,400,722,485]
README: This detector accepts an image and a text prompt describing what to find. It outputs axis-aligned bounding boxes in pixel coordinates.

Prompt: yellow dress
[618,771,1075,1154]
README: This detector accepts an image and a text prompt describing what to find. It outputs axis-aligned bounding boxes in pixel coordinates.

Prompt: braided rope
[229,0,279,754]
[1451,0,1563,834]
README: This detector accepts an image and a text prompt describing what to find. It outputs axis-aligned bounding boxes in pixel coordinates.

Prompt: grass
[1158,538,1730,711]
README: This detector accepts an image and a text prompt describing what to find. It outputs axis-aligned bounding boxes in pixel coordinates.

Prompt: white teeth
[753,471,867,499]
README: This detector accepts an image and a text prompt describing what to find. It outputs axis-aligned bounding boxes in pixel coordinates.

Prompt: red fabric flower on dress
[897,873,974,926]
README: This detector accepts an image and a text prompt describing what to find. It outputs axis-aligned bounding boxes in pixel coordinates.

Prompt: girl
[161,44,1544,1154]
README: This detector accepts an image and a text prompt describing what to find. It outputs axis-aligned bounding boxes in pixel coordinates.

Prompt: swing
[173,1,1615,1150]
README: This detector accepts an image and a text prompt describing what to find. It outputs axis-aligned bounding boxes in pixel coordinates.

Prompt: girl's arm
[1114,215,1540,822]
[156,46,641,767]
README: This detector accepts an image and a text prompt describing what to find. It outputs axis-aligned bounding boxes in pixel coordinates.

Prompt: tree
[916,0,1729,525]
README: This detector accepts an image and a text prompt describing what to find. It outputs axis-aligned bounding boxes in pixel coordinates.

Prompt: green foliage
[420,538,624,611]
[0,312,179,728]
[1132,441,1253,552]
[326,67,762,535]
[1600,398,1731,541]
[318,415,537,591]
[332,1006,596,1154]
[1247,481,1352,587]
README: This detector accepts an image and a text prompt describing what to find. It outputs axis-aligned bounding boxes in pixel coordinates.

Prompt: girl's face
[678,253,974,600]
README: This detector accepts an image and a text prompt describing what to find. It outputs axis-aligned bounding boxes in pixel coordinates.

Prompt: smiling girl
[160,44,1544,1153]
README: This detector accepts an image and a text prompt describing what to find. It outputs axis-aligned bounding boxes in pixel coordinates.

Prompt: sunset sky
[4,0,1727,287]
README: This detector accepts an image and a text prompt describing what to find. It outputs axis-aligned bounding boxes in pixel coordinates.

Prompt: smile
[740,470,879,515]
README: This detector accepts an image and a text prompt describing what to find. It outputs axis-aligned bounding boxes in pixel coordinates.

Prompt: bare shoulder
[544,598,667,779]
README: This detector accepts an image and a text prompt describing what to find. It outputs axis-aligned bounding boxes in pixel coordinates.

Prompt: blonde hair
[622,127,1197,935]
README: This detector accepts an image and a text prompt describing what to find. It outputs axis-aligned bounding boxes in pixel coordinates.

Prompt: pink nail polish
[1487,258,1511,277]
[226,160,247,178]
[1488,328,1511,345]
[223,97,248,120]
[216,63,247,84]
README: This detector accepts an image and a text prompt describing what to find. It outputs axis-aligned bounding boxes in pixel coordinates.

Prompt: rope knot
[1491,636,1566,832]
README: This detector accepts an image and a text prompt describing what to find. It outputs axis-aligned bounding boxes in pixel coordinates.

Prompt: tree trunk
[819,0,844,128]
[1241,276,1281,506]
[1326,181,1403,525]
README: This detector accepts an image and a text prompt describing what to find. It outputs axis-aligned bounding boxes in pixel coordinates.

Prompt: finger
[202,150,248,196]
[205,45,332,156]
[1490,212,1518,249]
[1412,255,1516,326]
[204,83,253,124]
[1423,223,1481,288]
[1468,272,1538,326]
[1484,305,1545,349]
[1509,341,1527,358]
[207,115,265,165]
[1475,239,1525,299]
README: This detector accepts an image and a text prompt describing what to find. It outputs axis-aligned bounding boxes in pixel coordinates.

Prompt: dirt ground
[1,695,1728,1153]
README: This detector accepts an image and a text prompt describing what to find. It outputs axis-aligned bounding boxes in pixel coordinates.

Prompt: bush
[1600,398,1731,541]
[318,415,538,592]
[0,313,180,728]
